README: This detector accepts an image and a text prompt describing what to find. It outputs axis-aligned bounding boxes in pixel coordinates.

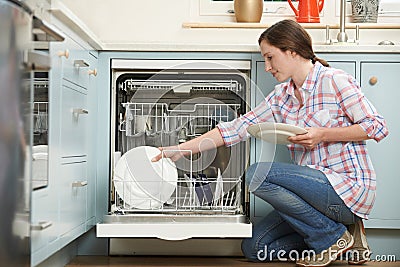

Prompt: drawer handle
[74,59,89,68]
[31,221,53,231]
[57,49,69,59]
[88,68,97,76]
[72,181,88,187]
[369,76,378,86]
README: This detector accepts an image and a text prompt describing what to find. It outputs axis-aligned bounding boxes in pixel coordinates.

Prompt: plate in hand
[247,122,307,145]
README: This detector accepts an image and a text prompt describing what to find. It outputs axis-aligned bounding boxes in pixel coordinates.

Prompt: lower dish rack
[97,151,251,240]
[97,172,252,240]
[112,166,242,214]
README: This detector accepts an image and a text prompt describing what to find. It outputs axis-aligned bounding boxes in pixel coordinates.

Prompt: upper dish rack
[118,102,240,152]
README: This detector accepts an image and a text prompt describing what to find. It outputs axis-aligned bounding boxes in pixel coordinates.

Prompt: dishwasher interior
[97,60,252,244]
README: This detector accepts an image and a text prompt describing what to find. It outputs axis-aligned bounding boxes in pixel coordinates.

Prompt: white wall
[61,0,400,50]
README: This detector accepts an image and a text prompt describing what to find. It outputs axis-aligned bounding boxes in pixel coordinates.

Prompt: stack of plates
[114,146,178,209]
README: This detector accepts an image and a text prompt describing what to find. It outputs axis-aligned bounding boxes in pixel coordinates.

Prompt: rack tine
[183,191,188,208]
[229,192,235,207]
[224,191,231,208]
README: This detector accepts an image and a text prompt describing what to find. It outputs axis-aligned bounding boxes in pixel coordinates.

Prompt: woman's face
[259,40,296,82]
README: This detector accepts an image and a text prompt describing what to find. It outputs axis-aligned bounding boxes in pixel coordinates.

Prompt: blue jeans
[241,162,356,262]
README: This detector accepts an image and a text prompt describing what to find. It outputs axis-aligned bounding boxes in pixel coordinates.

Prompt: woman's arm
[152,128,225,162]
[288,124,369,149]
[332,72,388,142]
[291,71,388,150]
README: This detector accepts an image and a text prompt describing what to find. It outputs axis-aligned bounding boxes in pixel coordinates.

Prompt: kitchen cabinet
[360,61,400,229]
[31,15,98,267]
[59,161,87,243]
[250,56,291,223]
[31,188,58,267]
[251,53,399,229]
[52,29,97,245]
[60,81,89,158]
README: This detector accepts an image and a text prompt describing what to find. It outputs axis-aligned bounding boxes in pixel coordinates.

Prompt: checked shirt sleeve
[217,94,275,147]
[331,72,389,142]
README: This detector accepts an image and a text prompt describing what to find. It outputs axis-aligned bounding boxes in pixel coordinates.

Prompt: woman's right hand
[151,145,189,162]
[152,128,224,162]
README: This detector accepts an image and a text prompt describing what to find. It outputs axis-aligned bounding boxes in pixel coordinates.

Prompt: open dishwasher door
[97,59,252,245]
[97,215,251,241]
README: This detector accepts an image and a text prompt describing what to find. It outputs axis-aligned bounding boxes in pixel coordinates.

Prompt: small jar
[351,0,380,23]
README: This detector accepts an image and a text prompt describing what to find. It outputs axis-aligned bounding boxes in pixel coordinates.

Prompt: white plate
[114,146,178,209]
[247,122,307,145]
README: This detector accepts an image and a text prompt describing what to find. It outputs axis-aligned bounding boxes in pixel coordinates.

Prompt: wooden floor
[66,256,400,267]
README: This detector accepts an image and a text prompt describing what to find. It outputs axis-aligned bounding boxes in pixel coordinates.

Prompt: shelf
[182,22,400,30]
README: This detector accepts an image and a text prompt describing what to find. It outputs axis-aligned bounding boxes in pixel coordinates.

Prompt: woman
[152,19,388,267]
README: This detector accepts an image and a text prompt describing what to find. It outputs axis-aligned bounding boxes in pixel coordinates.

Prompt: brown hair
[258,19,329,67]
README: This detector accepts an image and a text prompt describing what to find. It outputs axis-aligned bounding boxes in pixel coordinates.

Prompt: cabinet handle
[31,221,53,231]
[74,59,89,68]
[88,68,97,76]
[72,181,88,187]
[73,108,89,115]
[369,76,378,86]
[58,49,69,59]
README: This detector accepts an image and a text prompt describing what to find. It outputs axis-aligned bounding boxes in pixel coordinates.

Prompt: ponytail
[311,54,329,67]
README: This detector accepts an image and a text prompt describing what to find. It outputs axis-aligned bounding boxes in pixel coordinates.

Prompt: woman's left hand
[287,127,324,149]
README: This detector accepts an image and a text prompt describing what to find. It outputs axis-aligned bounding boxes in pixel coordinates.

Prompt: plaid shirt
[217,62,388,219]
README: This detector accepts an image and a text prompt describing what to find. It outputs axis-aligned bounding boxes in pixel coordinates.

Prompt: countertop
[98,43,400,53]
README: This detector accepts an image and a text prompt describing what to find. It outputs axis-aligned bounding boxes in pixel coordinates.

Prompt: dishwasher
[96,59,253,255]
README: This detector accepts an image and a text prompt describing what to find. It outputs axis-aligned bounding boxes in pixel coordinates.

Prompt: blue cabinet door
[361,62,400,229]
[59,161,88,237]
[251,58,292,223]
[250,55,357,224]
[60,81,88,158]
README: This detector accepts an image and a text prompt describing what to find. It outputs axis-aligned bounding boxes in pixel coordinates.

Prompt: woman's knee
[245,162,273,188]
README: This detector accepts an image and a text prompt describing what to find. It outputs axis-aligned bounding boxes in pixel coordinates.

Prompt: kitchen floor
[66,256,400,267]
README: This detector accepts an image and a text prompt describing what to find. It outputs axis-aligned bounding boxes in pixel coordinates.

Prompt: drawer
[31,190,57,253]
[60,81,88,158]
[59,161,88,235]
